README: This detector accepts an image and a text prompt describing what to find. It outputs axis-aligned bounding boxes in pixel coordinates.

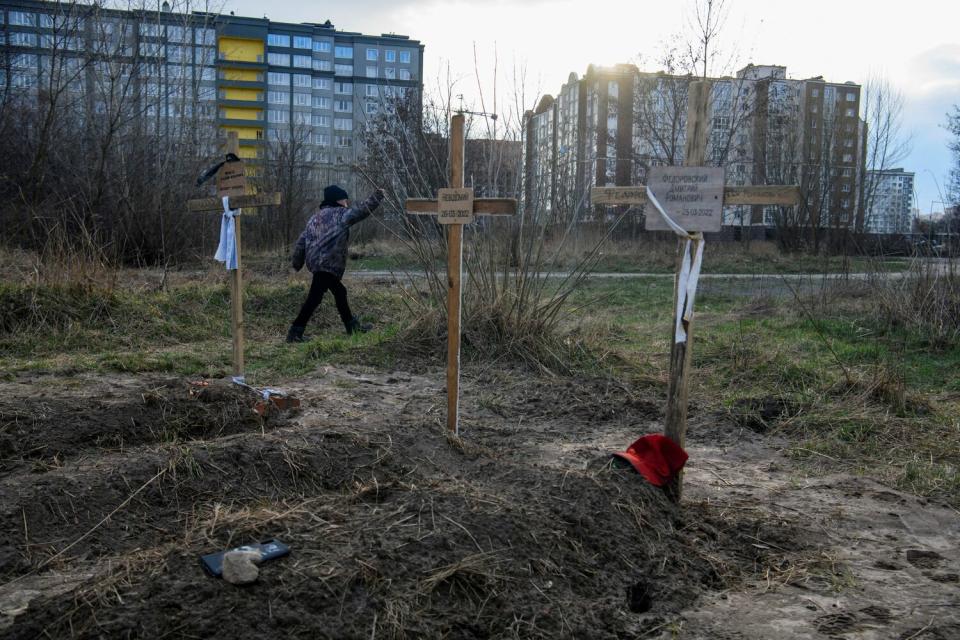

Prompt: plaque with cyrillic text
[437,188,475,224]
[645,167,725,233]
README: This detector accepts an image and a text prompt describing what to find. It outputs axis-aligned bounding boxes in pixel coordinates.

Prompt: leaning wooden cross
[187,132,282,383]
[404,113,517,435]
[592,81,801,500]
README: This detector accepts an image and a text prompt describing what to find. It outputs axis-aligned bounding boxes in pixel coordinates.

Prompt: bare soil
[0,365,957,638]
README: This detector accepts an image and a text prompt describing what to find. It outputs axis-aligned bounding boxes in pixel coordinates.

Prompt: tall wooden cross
[592,81,801,500]
[404,113,518,435]
[187,132,282,383]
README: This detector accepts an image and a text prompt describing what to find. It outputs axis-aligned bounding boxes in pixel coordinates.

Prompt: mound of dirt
[0,368,810,638]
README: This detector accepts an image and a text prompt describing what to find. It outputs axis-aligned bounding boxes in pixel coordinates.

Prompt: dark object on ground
[201,539,290,578]
[627,580,653,613]
[346,316,372,334]
[286,325,307,343]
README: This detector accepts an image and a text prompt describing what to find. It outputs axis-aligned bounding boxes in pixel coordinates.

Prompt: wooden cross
[187,132,282,382]
[404,113,518,435]
[592,80,801,500]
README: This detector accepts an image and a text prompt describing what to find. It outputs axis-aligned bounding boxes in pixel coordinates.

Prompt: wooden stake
[664,80,711,500]
[224,132,245,381]
[447,114,465,434]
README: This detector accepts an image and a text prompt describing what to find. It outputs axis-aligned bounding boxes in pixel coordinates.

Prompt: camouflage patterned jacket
[291,191,383,278]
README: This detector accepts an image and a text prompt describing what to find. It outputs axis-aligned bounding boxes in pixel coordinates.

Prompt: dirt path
[673,431,960,640]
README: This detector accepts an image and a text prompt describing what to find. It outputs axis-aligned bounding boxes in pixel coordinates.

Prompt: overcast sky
[222,0,959,214]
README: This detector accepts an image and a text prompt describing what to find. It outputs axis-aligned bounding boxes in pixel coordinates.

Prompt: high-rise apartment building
[864,168,914,234]
[0,0,423,176]
[524,63,868,236]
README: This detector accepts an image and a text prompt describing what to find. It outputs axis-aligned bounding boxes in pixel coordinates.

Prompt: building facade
[524,63,869,235]
[0,0,423,180]
[864,168,914,234]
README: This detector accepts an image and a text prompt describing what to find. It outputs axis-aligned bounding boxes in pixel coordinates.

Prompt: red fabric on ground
[612,434,689,487]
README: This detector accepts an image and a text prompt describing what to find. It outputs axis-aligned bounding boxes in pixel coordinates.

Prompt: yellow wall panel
[222,107,262,121]
[221,68,260,82]
[218,37,264,63]
[221,126,263,141]
[223,88,261,102]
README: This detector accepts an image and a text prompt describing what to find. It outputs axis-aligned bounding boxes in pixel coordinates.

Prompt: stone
[221,550,261,585]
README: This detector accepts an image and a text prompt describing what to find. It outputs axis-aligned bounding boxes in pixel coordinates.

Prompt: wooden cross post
[592,80,801,500]
[403,113,517,435]
[187,132,282,383]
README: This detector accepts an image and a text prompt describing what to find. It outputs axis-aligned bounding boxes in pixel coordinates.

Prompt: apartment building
[864,168,914,234]
[523,63,867,236]
[0,0,423,178]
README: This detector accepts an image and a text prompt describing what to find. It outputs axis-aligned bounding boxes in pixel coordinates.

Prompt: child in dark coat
[287,184,384,342]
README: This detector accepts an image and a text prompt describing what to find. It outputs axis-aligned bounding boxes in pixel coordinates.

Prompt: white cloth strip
[215,196,239,271]
[646,185,705,344]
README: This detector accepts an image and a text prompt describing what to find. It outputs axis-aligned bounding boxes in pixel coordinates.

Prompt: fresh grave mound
[0,377,289,473]
[4,408,729,639]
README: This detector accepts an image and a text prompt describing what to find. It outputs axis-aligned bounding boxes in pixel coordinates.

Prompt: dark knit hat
[323,184,349,203]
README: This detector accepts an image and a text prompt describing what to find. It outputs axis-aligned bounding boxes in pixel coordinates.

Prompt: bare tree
[947,105,960,207]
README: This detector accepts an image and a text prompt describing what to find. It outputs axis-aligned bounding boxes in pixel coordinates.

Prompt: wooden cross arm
[592,185,801,206]
[187,192,282,213]
[404,198,518,216]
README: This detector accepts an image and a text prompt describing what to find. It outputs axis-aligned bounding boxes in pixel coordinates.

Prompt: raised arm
[343,189,385,226]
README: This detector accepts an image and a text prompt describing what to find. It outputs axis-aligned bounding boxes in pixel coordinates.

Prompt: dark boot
[286,325,307,343]
[345,316,372,335]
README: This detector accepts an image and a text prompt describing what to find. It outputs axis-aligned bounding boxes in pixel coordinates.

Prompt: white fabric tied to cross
[214,196,240,271]
[646,186,705,344]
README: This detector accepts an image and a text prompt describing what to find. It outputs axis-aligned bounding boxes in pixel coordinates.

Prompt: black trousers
[293,271,353,328]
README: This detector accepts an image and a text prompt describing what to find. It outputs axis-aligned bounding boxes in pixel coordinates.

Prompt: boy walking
[287,185,385,342]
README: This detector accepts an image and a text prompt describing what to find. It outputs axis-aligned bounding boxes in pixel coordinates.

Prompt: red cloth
[612,435,689,487]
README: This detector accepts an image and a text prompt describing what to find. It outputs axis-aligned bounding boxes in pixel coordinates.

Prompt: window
[842,153,853,163]
[39,13,54,28]
[312,96,331,109]
[312,114,330,127]
[844,139,854,148]
[313,59,332,71]
[315,132,330,145]
[167,45,187,63]
[269,129,290,141]
[335,82,352,94]
[293,55,312,68]
[268,91,289,104]
[268,72,289,86]
[335,64,353,76]
[365,85,378,97]
[365,102,377,114]
[313,40,331,53]
[335,45,353,58]
[366,66,377,78]
[366,48,378,61]
[841,183,851,193]
[334,99,352,112]
[268,53,290,67]
[385,50,396,63]
[399,50,411,64]
[841,199,850,209]
[293,36,311,49]
[268,34,290,47]
[313,77,332,90]
[846,92,856,102]
[195,29,215,45]
[845,107,856,117]
[334,118,353,130]
[10,32,37,47]
[810,87,819,98]
[399,69,411,80]
[10,11,35,26]
[293,92,310,106]
[267,109,289,123]
[841,168,853,177]
[168,26,187,43]
[293,73,311,87]
[140,23,161,37]
[384,67,395,80]
[335,135,352,147]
